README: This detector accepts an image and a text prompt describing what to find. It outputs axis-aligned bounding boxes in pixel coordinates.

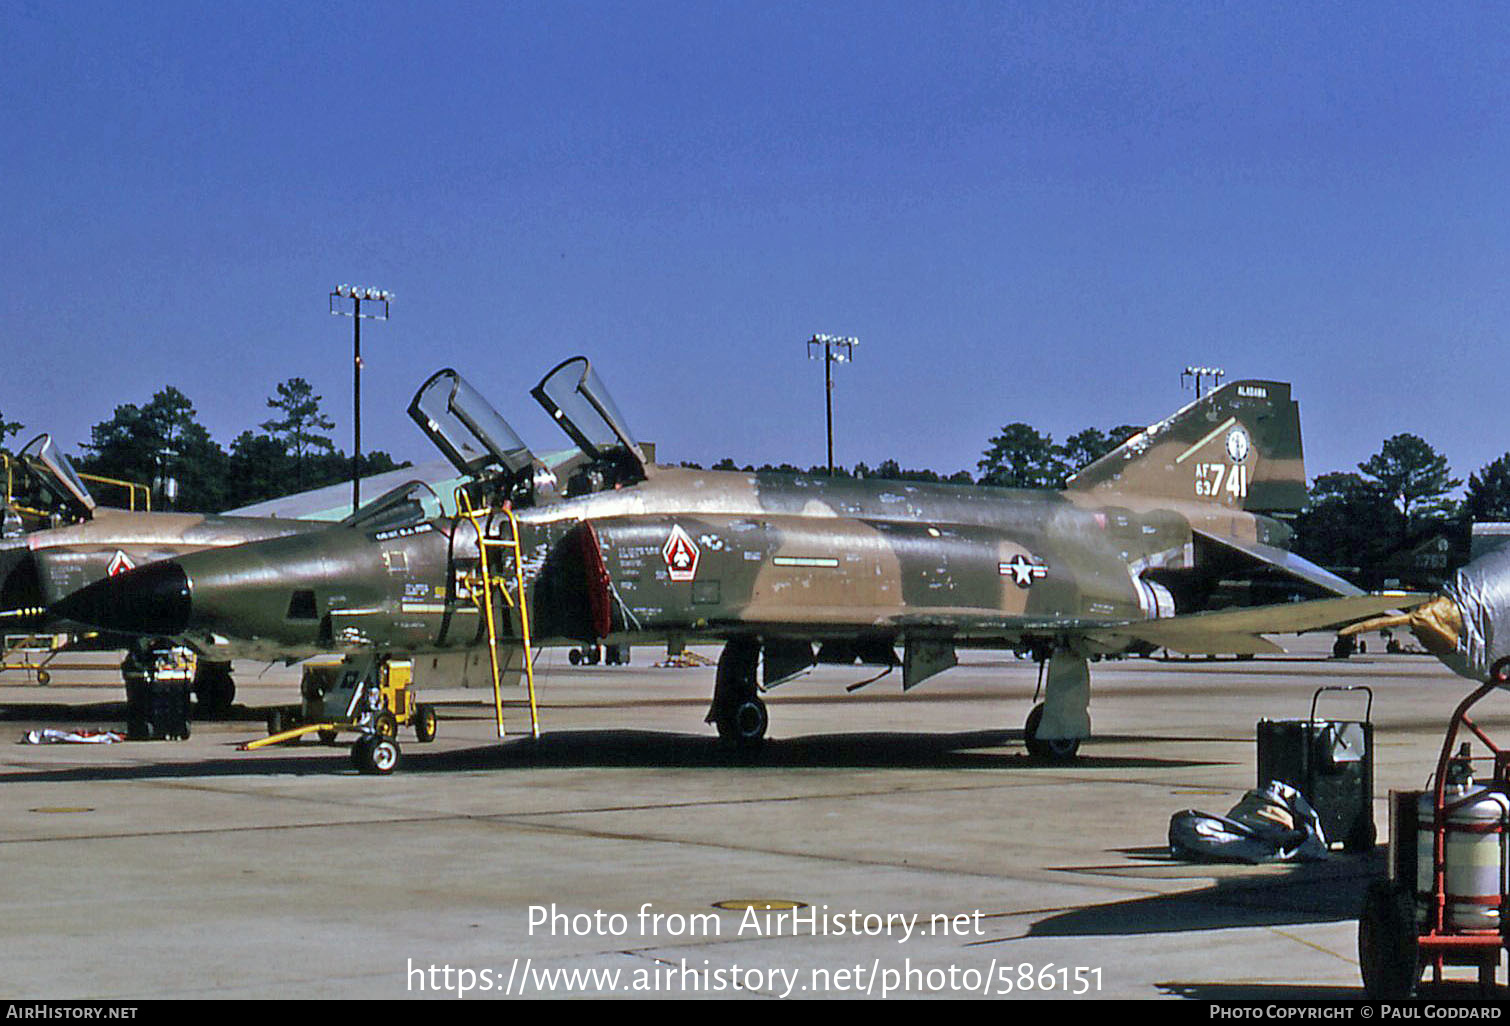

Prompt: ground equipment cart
[241,655,436,774]
[1358,672,1510,998]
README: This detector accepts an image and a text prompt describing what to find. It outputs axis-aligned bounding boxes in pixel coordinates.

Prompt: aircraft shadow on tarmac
[0,700,271,724]
[1004,848,1510,1000]
[1024,847,1384,939]
[399,729,1227,771]
[2,728,1224,783]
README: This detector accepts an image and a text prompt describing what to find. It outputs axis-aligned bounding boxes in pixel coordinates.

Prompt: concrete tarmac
[0,639,1500,1000]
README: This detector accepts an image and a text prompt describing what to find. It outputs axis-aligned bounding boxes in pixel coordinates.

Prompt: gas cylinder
[1416,744,1510,930]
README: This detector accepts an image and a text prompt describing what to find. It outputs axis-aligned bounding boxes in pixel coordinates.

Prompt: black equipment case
[1257,685,1375,852]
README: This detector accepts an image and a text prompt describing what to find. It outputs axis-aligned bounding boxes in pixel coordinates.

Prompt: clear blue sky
[3,1,1507,486]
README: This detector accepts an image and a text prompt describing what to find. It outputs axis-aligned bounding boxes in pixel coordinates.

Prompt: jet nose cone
[51,561,192,636]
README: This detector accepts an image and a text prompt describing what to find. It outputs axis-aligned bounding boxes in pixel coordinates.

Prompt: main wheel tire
[353,735,401,775]
[1024,703,1081,762]
[1359,878,1420,999]
[415,704,438,743]
[373,711,398,740]
[716,696,768,749]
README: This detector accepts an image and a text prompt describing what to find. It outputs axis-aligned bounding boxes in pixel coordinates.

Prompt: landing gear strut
[707,639,767,749]
[1023,650,1090,763]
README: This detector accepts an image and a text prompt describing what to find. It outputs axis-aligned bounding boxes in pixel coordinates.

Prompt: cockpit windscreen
[408,369,535,480]
[530,356,645,469]
[18,434,96,516]
[341,480,443,533]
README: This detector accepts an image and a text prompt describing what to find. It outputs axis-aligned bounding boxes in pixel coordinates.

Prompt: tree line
[687,421,1144,488]
[693,420,1505,588]
[0,379,402,513]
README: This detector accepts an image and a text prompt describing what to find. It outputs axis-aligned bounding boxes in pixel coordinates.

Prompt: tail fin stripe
[1174,417,1237,465]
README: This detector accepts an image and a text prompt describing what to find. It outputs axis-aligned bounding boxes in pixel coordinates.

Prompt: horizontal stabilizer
[1195,528,1365,597]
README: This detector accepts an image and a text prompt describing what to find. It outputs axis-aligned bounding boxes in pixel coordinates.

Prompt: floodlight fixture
[1181,365,1225,398]
[806,334,860,476]
[330,285,393,514]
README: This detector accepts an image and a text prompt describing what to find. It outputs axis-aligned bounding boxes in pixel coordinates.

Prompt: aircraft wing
[883,593,1426,656]
[1086,592,1428,655]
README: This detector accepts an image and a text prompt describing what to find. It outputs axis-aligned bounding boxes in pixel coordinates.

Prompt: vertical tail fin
[1065,380,1307,513]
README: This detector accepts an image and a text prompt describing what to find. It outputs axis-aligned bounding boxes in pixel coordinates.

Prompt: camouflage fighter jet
[1,433,331,711]
[54,360,1421,760]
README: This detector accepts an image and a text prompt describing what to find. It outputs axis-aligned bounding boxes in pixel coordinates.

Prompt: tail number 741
[1194,462,1249,500]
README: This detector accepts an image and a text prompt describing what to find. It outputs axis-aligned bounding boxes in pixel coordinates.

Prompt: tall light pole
[1182,365,1224,399]
[806,334,858,476]
[330,285,392,514]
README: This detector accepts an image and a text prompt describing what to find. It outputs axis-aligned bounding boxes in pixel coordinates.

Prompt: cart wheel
[415,704,437,743]
[374,711,398,740]
[1024,703,1080,762]
[352,735,400,775]
[1359,879,1419,999]
[317,729,340,745]
[35,669,50,686]
[569,649,582,666]
[267,708,294,735]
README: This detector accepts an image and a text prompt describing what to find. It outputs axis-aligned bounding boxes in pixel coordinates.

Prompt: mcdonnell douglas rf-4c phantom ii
[0,432,328,714]
[56,359,1421,770]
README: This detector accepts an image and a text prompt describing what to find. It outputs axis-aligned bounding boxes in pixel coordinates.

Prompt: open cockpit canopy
[408,369,537,484]
[531,356,647,490]
[17,434,96,518]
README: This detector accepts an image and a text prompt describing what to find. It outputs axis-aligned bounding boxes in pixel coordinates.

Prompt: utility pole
[330,286,392,515]
[806,334,859,476]
[1181,365,1225,399]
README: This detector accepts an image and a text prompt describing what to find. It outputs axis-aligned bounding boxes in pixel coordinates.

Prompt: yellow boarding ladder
[457,490,540,740]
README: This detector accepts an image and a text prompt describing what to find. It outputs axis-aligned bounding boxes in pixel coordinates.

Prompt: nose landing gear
[707,638,767,750]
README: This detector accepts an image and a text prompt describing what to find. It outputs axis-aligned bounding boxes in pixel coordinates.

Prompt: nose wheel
[352,735,401,775]
[708,639,767,750]
[716,696,769,747]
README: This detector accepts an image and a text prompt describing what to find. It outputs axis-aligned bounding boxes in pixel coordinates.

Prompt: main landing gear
[1023,703,1081,762]
[706,638,768,750]
[701,639,1094,763]
[1021,650,1091,763]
